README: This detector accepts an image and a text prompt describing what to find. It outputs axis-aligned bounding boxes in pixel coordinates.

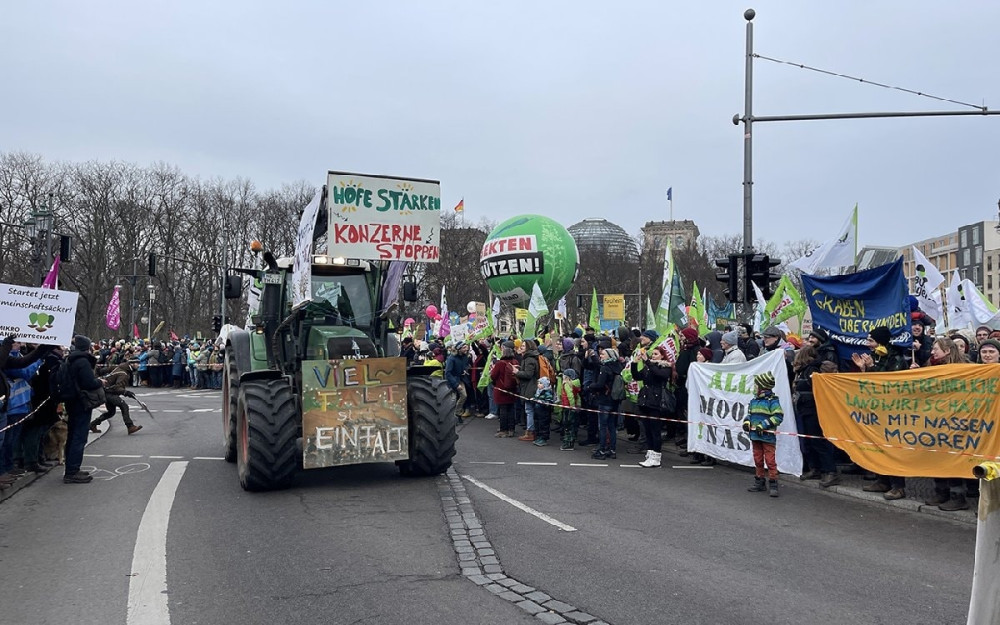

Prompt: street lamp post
[23,194,55,286]
[147,284,156,340]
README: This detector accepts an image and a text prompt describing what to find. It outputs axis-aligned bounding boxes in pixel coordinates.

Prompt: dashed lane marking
[108,454,143,458]
[672,465,716,470]
[569,463,608,467]
[192,457,225,460]
[516,462,558,466]
[149,455,184,459]
[469,461,505,465]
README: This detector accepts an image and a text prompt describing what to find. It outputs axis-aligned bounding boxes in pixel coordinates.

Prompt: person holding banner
[917,337,977,511]
[743,372,785,497]
[631,344,674,468]
[854,326,909,499]
[793,345,841,488]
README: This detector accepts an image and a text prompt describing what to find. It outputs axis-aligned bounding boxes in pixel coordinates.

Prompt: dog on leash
[43,417,69,465]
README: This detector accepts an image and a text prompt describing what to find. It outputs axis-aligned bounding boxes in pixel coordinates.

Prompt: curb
[0,422,108,503]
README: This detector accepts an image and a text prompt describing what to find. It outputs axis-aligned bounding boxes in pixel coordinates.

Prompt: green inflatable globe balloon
[480,215,580,307]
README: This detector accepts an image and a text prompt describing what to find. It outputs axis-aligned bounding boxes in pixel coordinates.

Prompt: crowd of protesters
[0,333,224,489]
[422,297,998,510]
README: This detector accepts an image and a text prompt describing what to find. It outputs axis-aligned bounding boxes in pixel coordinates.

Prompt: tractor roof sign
[326,171,441,263]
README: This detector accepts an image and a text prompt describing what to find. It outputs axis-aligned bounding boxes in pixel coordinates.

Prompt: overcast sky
[4,2,999,253]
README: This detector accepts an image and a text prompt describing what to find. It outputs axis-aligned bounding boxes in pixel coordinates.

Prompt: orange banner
[813,364,1000,478]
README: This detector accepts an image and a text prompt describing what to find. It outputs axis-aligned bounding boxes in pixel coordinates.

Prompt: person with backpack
[586,345,624,460]
[62,335,106,484]
[89,360,142,435]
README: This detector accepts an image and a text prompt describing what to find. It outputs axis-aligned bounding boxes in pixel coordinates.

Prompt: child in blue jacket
[743,372,784,497]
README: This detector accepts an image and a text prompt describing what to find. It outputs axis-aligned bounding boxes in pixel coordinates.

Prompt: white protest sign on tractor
[326,171,441,263]
[0,283,79,345]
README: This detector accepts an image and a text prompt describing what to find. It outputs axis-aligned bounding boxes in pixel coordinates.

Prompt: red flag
[169,330,179,341]
[133,323,140,339]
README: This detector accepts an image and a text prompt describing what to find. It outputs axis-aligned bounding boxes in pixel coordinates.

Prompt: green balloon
[480,214,579,307]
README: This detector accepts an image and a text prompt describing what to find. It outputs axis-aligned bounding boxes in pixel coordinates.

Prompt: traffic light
[148,252,157,277]
[59,235,72,263]
[715,254,740,304]
[212,315,222,333]
[745,254,782,301]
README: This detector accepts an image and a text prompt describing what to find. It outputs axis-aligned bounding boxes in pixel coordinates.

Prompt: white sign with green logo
[0,283,79,345]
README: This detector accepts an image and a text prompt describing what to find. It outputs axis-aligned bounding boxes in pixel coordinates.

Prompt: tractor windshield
[307,274,374,328]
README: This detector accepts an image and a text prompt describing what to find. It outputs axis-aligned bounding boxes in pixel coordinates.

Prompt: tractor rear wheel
[399,376,458,476]
[236,378,299,491]
[222,350,239,463]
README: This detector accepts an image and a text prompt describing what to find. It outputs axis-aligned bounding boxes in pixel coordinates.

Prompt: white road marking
[127,461,188,625]
[190,408,215,413]
[516,462,558,466]
[672,465,715,469]
[461,474,577,532]
[84,454,104,457]
[162,410,183,413]
[108,454,143,458]
[569,463,608,467]
[149,456,184,459]
[619,464,642,468]
[192,456,225,460]
[468,461,505,465]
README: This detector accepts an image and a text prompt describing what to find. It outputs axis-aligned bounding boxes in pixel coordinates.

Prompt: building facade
[640,219,700,251]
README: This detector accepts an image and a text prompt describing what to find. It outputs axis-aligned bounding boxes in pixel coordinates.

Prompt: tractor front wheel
[222,350,239,463]
[236,378,299,491]
[399,376,458,477]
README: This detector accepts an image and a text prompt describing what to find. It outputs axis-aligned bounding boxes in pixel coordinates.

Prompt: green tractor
[222,240,457,491]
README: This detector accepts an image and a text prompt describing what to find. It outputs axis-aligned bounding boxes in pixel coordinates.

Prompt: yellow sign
[603,294,625,321]
[515,308,528,321]
[813,364,1000,478]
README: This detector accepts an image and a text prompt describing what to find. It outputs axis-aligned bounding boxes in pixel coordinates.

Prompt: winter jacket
[722,346,747,364]
[514,349,540,398]
[632,359,673,412]
[3,352,41,416]
[705,331,725,364]
[171,348,185,376]
[746,390,783,444]
[674,346,699,396]
[490,357,518,405]
[103,363,133,395]
[138,351,150,371]
[559,352,582,377]
[559,378,581,408]
[872,346,908,372]
[444,352,471,391]
[588,358,623,404]
[533,386,554,417]
[0,338,48,411]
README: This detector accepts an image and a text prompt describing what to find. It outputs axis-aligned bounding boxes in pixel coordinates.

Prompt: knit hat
[698,347,714,361]
[641,329,659,342]
[562,337,575,353]
[910,316,925,327]
[754,372,776,391]
[513,338,523,351]
[869,326,892,347]
[721,330,738,346]
[562,368,578,380]
[72,335,93,352]
[808,328,829,344]
[785,333,803,349]
[680,327,699,347]
[979,339,1000,354]
[537,377,551,390]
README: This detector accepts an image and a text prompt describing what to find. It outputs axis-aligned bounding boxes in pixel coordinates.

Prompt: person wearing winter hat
[738,323,760,360]
[531,376,555,447]
[744,372,784,497]
[639,329,659,348]
[978,338,1000,364]
[670,326,702,449]
[721,330,746,364]
[558,368,581,450]
[63,335,105,484]
[805,327,839,367]
[632,342,674,468]
[975,326,991,346]
[697,347,713,362]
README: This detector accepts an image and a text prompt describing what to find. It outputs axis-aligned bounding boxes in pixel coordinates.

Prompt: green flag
[645,297,656,331]
[477,342,501,390]
[763,274,807,328]
[689,281,708,336]
[588,287,600,330]
[654,242,676,335]
[469,305,495,341]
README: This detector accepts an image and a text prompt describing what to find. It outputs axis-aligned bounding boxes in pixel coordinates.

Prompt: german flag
[453,198,464,213]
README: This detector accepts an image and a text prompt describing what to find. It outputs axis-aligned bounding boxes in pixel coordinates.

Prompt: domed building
[567,218,640,263]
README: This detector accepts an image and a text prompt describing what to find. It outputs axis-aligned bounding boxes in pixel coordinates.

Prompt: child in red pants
[743,372,784,497]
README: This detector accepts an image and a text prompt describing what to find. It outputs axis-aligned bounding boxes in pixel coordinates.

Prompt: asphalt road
[0,389,977,625]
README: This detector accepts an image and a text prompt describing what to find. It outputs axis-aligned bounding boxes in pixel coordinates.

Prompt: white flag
[961,279,1000,328]
[555,296,566,320]
[789,204,858,273]
[946,270,971,330]
[910,246,944,321]
[528,281,549,318]
[750,280,768,333]
[492,297,500,318]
